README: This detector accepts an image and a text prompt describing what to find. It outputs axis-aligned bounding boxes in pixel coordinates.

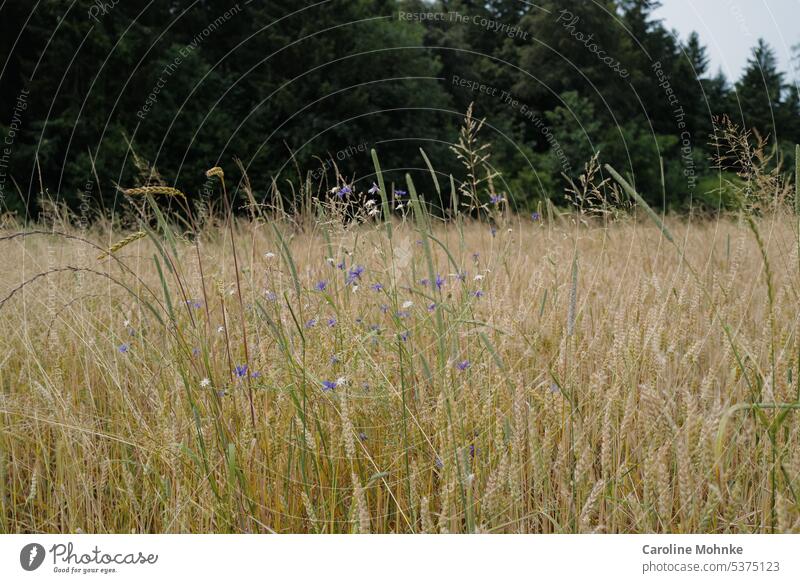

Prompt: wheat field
[1,190,800,533]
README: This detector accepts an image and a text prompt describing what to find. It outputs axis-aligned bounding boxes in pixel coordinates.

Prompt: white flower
[365,199,376,208]
[474,274,484,281]
[200,378,211,388]
[217,326,225,333]
[352,285,359,293]
[264,252,276,259]
[123,319,131,327]
[335,376,347,387]
[325,257,335,265]
[402,300,414,309]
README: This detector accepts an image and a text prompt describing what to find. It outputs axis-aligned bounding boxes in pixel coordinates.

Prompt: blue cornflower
[380,304,389,314]
[399,331,409,342]
[455,271,466,282]
[396,310,410,319]
[435,274,445,290]
[434,456,444,469]
[358,432,368,441]
[327,317,337,327]
[186,299,202,309]
[192,347,201,357]
[420,278,430,287]
[235,364,248,378]
[346,265,365,285]
[118,343,129,354]
[427,302,436,312]
[490,195,505,204]
[337,261,345,270]
[469,444,476,457]
[394,189,407,197]
[368,183,380,195]
[321,380,337,392]
[371,283,384,292]
[336,185,352,199]
[472,290,484,298]
[456,360,470,371]
[251,371,262,379]
[330,354,340,364]
[265,290,277,301]
[305,318,318,329]
[315,280,328,292]
[531,211,541,221]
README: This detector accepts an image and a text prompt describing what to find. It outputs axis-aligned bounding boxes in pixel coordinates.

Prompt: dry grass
[1,205,800,533]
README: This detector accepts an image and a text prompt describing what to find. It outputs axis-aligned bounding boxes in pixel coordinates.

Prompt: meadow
[1,149,800,534]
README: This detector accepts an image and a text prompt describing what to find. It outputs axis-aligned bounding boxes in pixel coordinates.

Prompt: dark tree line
[0,0,798,219]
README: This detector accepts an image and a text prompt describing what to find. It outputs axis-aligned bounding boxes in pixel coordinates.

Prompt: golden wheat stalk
[123,186,186,198]
[206,167,224,180]
[96,230,146,259]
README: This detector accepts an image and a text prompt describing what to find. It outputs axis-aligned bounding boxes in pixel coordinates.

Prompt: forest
[1,0,798,218]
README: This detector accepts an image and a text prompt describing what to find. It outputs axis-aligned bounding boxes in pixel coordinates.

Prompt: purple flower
[336,185,352,199]
[235,364,248,378]
[469,444,476,457]
[396,310,410,319]
[456,360,470,371]
[368,183,380,195]
[435,274,445,290]
[394,189,407,197]
[251,371,262,379]
[118,343,129,354]
[186,299,202,309]
[490,195,505,204]
[346,265,365,285]
[455,271,466,282]
[371,283,384,292]
[265,291,277,301]
[399,331,409,342]
[330,354,340,364]
[427,302,436,312]
[322,380,337,392]
[192,347,201,357]
[305,318,318,329]
[358,432,368,441]
[337,261,345,270]
[327,317,337,327]
[419,278,430,287]
[315,280,328,292]
[531,211,541,221]
[434,456,444,469]
[472,290,484,298]
[490,226,497,237]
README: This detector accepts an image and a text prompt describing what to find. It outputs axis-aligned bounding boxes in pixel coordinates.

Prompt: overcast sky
[654,0,800,82]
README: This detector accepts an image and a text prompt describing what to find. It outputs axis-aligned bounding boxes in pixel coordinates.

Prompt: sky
[654,0,800,82]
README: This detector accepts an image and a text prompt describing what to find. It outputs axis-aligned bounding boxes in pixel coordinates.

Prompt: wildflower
[217,325,225,333]
[200,378,211,388]
[472,252,480,262]
[456,360,470,371]
[395,189,407,197]
[251,371,261,379]
[123,319,130,327]
[315,280,328,292]
[330,355,340,364]
[327,317,337,327]
[469,444,476,457]
[396,310,410,319]
[321,380,337,392]
[264,252,276,259]
[427,302,436,312]
[402,300,414,309]
[474,274,484,281]
[379,304,389,314]
[358,432,368,441]
[434,456,444,469]
[490,195,505,204]
[371,283,384,292]
[531,211,541,221]
[452,271,466,282]
[368,183,380,195]
[420,278,430,287]
[346,265,365,285]
[305,318,318,329]
[265,290,277,301]
[336,185,352,199]
[235,364,248,378]
[118,343,129,354]
[472,290,484,298]
[192,347,201,357]
[336,376,347,387]
[399,331,409,342]
[186,299,202,309]
[325,257,335,265]
[490,226,497,237]
[435,274,445,290]
[337,261,345,270]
